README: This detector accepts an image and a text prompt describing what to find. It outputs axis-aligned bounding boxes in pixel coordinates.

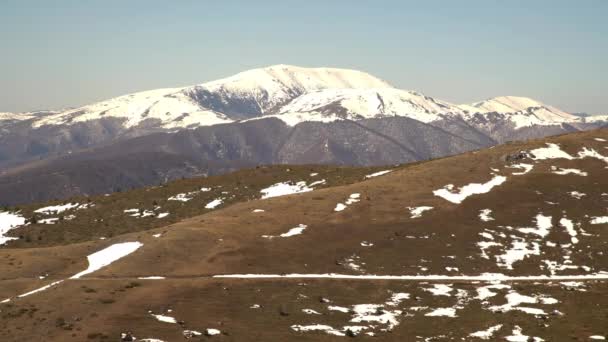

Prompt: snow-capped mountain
[0,112,34,122]
[2,64,606,177]
[459,96,580,129]
[583,114,608,123]
[25,65,593,131]
[276,88,463,124]
[32,65,393,129]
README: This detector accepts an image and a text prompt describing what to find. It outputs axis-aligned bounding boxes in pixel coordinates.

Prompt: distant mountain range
[0,65,606,205]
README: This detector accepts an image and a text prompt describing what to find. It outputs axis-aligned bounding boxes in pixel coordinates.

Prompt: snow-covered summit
[278,88,462,124]
[459,96,580,129]
[584,114,608,123]
[24,66,602,130]
[32,65,392,129]
[461,96,572,117]
[0,112,35,122]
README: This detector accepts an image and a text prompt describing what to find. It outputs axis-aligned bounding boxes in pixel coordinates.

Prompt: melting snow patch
[151,314,177,324]
[262,224,307,239]
[424,284,453,296]
[518,214,552,238]
[489,290,557,315]
[71,242,143,279]
[328,306,350,313]
[386,293,410,306]
[156,212,169,218]
[508,163,534,175]
[34,203,81,214]
[433,176,507,204]
[578,147,608,164]
[365,170,393,178]
[334,193,361,212]
[425,308,457,317]
[350,304,401,329]
[205,329,221,336]
[0,211,26,245]
[360,241,373,247]
[590,216,608,225]
[475,284,511,301]
[530,143,574,160]
[205,198,223,209]
[595,138,607,142]
[252,209,265,213]
[138,276,165,280]
[302,309,322,315]
[569,191,586,199]
[560,217,579,244]
[168,192,195,202]
[479,209,494,222]
[408,206,433,218]
[334,203,347,212]
[590,336,606,340]
[291,324,345,336]
[124,209,155,218]
[496,239,540,270]
[260,181,314,199]
[469,324,503,339]
[505,326,544,342]
[552,167,588,176]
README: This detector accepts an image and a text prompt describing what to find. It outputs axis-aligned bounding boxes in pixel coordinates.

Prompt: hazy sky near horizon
[1,0,606,114]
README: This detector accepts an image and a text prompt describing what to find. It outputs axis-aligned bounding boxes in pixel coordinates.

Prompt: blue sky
[1,0,606,113]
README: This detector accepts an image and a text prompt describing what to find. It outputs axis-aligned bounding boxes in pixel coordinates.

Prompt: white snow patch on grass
[425,307,457,317]
[489,290,557,315]
[334,203,347,212]
[334,193,361,212]
[408,206,433,218]
[479,209,494,222]
[496,240,540,270]
[205,328,221,336]
[508,163,534,175]
[505,326,544,342]
[517,214,552,238]
[262,224,307,239]
[34,203,80,214]
[424,284,453,296]
[138,276,165,280]
[328,306,350,313]
[260,181,313,199]
[302,308,322,315]
[205,198,223,209]
[469,324,502,339]
[590,216,608,224]
[252,209,265,213]
[365,170,392,178]
[71,242,143,279]
[168,193,195,202]
[569,191,586,199]
[552,167,588,176]
[151,314,177,324]
[530,143,574,160]
[560,217,579,244]
[0,211,26,245]
[433,176,507,204]
[291,324,345,336]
